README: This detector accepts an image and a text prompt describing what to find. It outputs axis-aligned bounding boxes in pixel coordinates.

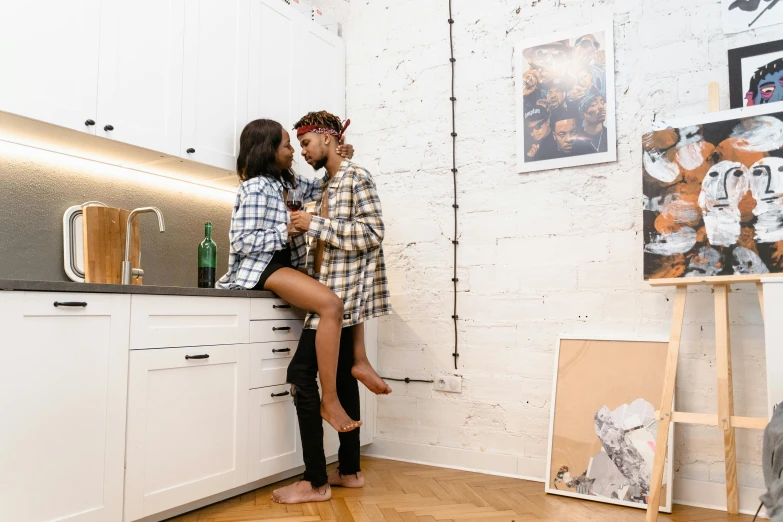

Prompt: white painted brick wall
[313,0,773,491]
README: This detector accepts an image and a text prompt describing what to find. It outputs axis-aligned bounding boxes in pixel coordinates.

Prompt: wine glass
[285,185,303,212]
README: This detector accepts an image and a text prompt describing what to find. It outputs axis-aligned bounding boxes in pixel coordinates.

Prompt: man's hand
[290,211,314,232]
[287,223,304,238]
[527,143,540,158]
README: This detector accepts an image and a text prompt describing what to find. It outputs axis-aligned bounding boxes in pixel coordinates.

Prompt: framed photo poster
[729,39,783,109]
[515,21,617,173]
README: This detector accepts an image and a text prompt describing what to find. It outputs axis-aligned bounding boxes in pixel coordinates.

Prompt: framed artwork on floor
[546,337,674,512]
[514,21,617,173]
[729,39,783,109]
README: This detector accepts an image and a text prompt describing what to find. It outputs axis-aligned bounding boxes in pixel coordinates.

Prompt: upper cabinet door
[292,21,346,179]
[248,0,298,132]
[96,0,185,155]
[181,0,249,171]
[0,0,102,134]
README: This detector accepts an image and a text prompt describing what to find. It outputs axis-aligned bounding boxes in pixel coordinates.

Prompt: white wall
[314,0,773,510]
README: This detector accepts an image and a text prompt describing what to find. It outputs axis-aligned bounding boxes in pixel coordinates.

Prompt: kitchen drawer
[249,341,297,389]
[130,295,250,349]
[19,291,126,316]
[250,298,305,320]
[249,319,303,343]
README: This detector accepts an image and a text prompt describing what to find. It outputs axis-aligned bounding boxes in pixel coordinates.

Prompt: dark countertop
[0,279,275,298]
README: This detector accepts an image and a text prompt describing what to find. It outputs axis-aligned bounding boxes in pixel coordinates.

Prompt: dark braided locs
[293,110,343,134]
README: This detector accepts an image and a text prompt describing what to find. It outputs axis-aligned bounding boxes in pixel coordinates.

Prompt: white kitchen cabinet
[0,0,102,134]
[249,341,298,389]
[293,22,345,120]
[292,19,346,179]
[181,0,249,170]
[250,318,304,343]
[248,0,299,133]
[96,0,186,155]
[248,384,303,481]
[0,292,130,522]
[124,343,249,521]
[130,295,250,349]
[249,0,345,178]
[0,0,345,191]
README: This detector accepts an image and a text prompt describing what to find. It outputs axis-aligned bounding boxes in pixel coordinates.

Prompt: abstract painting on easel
[643,106,783,279]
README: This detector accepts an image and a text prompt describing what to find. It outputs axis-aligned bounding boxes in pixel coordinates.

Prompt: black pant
[286,327,360,488]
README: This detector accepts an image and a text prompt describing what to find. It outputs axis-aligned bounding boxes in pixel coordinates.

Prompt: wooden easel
[645,83,774,521]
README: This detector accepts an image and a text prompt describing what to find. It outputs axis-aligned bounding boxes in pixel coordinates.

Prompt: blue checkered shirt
[216,174,322,289]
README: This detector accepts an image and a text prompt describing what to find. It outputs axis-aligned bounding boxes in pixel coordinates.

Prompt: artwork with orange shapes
[643,108,783,279]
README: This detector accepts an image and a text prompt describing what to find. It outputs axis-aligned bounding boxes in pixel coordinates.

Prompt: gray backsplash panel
[0,144,236,287]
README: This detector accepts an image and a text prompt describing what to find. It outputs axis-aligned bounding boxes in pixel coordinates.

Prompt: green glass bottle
[198,222,217,288]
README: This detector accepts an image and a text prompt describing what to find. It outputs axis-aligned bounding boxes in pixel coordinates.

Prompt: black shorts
[253,248,293,290]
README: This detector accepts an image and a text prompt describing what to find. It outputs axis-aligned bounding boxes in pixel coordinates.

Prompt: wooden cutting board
[82,206,142,285]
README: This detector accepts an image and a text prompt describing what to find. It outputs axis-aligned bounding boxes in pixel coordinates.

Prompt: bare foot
[271,481,331,504]
[328,469,365,488]
[321,397,362,432]
[352,359,392,395]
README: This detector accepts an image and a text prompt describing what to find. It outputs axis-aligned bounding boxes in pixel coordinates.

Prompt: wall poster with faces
[514,21,617,173]
[643,105,783,279]
[729,39,783,109]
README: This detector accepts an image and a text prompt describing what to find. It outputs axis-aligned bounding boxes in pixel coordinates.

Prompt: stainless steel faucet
[121,207,165,285]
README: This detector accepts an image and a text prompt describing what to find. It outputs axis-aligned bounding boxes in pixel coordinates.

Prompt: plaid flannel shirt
[303,159,391,329]
[216,173,322,289]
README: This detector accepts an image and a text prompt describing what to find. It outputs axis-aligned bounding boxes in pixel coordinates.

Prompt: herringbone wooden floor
[166,457,757,522]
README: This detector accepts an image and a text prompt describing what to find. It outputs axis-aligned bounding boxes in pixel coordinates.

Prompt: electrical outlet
[434,375,462,393]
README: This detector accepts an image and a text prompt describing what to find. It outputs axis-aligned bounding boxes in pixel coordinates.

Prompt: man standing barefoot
[272,111,391,503]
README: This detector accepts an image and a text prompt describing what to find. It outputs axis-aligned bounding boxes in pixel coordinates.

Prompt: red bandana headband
[296,118,351,140]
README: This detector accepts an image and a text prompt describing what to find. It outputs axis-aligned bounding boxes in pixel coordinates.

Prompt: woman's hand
[337,135,354,159]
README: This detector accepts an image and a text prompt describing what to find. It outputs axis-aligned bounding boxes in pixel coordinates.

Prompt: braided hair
[293,110,343,135]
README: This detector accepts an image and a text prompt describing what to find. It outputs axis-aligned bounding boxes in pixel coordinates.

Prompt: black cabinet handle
[185,354,210,360]
[104,124,114,131]
[186,148,195,154]
[273,304,291,309]
[272,348,291,353]
[54,301,88,308]
[272,326,291,331]
[85,119,95,126]
[271,391,290,398]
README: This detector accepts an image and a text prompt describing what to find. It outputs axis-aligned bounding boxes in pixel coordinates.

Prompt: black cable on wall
[448,1,460,370]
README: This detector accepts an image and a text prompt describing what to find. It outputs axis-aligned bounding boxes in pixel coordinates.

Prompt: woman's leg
[350,323,392,395]
[264,267,361,432]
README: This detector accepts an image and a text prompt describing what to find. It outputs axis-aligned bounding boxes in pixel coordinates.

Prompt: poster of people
[515,22,617,174]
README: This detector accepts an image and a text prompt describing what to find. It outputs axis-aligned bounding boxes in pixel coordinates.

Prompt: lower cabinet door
[248,384,303,481]
[124,344,248,521]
